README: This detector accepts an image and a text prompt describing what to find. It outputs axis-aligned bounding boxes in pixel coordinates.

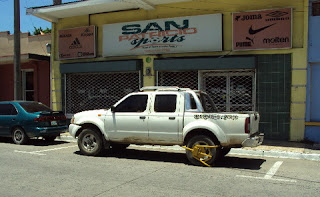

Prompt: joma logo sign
[122,20,190,34]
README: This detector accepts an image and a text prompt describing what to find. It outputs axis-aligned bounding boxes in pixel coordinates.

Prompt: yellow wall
[51,0,308,141]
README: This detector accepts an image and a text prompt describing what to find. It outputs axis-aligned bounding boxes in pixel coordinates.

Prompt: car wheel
[186,135,217,166]
[78,128,104,156]
[12,127,29,145]
[44,136,56,142]
[217,147,231,158]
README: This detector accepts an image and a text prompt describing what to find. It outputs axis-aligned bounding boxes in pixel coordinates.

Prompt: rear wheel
[186,135,217,166]
[12,127,29,145]
[218,147,231,158]
[78,128,104,156]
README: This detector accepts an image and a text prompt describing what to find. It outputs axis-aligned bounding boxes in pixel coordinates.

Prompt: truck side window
[185,93,197,110]
[115,95,148,112]
[154,95,177,113]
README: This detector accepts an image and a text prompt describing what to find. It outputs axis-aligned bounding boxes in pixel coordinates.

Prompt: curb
[57,135,320,161]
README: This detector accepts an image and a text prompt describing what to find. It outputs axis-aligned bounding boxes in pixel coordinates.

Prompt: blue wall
[306,0,320,143]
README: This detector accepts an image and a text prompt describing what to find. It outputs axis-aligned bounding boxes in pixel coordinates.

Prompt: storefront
[27,0,308,141]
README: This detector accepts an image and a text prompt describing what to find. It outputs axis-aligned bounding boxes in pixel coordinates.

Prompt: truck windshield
[198,92,219,113]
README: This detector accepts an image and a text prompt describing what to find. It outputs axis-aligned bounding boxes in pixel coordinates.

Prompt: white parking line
[264,161,283,179]
[14,145,77,156]
[236,161,297,183]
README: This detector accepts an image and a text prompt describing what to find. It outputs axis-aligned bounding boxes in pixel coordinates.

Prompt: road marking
[264,161,283,179]
[14,145,77,156]
[14,150,46,156]
[236,161,297,183]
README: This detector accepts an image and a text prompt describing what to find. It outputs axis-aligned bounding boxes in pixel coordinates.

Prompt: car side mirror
[111,106,116,113]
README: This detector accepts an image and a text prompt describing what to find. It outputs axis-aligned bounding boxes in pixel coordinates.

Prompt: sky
[0,0,80,34]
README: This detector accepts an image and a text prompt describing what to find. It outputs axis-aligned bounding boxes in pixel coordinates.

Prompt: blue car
[0,101,68,144]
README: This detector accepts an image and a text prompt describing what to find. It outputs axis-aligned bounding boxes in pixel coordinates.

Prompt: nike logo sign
[249,23,276,35]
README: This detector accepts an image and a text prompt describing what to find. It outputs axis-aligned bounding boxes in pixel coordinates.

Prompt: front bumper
[68,124,82,138]
[242,133,264,147]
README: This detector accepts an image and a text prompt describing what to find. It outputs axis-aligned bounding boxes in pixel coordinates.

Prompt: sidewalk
[58,133,320,161]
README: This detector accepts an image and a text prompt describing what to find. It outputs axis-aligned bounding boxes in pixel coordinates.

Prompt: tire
[186,135,217,166]
[12,127,29,145]
[78,128,104,156]
[44,136,56,142]
[217,147,231,158]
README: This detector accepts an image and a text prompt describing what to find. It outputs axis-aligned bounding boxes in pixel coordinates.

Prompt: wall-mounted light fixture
[46,43,51,54]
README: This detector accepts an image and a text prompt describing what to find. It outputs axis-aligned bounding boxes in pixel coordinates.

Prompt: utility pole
[14,0,22,100]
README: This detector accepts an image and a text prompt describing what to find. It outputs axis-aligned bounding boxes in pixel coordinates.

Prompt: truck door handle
[140,116,146,119]
[169,117,175,120]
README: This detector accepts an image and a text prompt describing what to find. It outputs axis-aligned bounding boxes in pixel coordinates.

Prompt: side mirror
[111,106,116,113]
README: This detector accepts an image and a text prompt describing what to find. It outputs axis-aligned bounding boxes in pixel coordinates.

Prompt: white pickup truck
[69,86,263,166]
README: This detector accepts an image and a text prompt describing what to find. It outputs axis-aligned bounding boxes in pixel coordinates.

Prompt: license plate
[51,121,58,126]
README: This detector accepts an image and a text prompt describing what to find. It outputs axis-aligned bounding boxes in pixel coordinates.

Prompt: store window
[312,1,320,16]
[22,70,34,101]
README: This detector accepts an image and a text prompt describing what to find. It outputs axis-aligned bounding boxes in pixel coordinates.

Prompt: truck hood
[74,109,108,118]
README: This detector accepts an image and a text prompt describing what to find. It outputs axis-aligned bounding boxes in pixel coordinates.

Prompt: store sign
[58,26,96,60]
[103,14,222,57]
[233,8,292,50]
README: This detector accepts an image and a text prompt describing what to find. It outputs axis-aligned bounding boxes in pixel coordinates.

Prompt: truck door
[147,93,183,144]
[106,94,149,143]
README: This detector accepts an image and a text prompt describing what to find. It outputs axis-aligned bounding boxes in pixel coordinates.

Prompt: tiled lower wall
[257,54,292,140]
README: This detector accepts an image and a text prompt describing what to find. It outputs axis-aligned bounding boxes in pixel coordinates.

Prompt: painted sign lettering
[58,26,96,60]
[103,14,222,57]
[233,8,292,50]
[194,114,239,120]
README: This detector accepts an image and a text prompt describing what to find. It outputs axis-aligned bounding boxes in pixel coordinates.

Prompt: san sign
[103,14,222,57]
[233,8,292,50]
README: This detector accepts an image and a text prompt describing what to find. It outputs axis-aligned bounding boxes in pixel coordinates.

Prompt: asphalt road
[0,138,319,197]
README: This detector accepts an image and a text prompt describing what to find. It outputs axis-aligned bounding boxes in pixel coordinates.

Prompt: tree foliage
[33,27,51,35]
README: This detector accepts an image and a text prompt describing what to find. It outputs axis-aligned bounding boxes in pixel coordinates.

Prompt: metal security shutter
[157,71,198,90]
[201,70,256,112]
[65,72,140,114]
[157,70,256,112]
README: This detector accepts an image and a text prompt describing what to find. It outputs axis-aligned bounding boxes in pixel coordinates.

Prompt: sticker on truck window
[194,114,239,120]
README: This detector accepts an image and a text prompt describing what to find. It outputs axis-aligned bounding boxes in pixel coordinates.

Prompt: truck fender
[183,120,228,145]
[76,117,110,141]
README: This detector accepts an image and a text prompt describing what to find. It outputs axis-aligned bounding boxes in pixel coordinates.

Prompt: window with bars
[65,72,140,114]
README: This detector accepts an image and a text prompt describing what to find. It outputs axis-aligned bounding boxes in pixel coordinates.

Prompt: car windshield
[19,102,53,113]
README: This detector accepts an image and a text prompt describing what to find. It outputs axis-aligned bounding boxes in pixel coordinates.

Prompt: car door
[0,103,18,136]
[105,94,149,143]
[147,93,183,144]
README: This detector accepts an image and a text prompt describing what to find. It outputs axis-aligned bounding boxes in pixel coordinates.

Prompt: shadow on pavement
[75,148,265,170]
[0,137,70,146]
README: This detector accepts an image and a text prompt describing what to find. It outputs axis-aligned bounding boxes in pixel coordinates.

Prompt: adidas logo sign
[69,38,82,49]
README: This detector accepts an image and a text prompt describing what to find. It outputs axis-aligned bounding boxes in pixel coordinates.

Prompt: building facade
[306,0,320,143]
[0,32,51,106]
[28,0,309,141]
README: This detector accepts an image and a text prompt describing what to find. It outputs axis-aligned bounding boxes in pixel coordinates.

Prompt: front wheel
[12,127,29,145]
[186,135,218,166]
[78,128,104,156]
